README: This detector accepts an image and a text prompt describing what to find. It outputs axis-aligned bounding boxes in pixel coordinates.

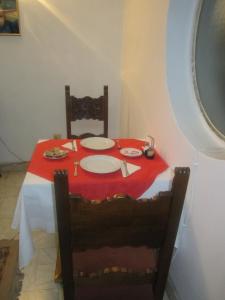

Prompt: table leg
[54,248,62,282]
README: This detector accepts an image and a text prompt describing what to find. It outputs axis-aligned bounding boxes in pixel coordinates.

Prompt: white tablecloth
[12,168,173,268]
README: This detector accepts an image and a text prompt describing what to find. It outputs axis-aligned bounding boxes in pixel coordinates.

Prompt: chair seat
[75,284,154,300]
[73,246,158,275]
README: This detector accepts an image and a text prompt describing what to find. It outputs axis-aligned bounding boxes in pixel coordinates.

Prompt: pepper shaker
[143,135,155,159]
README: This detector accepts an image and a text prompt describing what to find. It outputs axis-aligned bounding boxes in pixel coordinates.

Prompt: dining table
[12,137,173,269]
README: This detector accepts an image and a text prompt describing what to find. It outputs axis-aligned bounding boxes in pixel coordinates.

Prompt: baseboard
[0,162,28,173]
[166,275,181,300]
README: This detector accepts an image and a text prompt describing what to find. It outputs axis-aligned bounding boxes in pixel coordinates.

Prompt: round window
[195,0,225,140]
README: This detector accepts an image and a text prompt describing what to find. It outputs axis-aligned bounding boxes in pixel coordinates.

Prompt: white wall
[121,0,225,299]
[0,0,124,163]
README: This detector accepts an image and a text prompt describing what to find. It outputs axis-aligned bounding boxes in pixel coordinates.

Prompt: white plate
[80,155,121,174]
[120,148,142,158]
[80,137,115,150]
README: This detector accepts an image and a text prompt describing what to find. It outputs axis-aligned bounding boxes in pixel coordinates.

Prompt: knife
[71,140,77,151]
[123,160,129,177]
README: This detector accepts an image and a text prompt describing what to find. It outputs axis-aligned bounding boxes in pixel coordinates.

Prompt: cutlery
[71,140,75,151]
[123,160,129,177]
[71,140,77,152]
[74,161,79,176]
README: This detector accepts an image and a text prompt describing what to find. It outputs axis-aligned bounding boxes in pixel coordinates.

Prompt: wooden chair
[54,167,190,300]
[65,85,108,139]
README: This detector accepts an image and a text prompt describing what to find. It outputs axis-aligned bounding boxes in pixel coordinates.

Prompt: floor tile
[35,289,60,300]
[0,216,18,239]
[0,196,18,217]
[33,231,57,249]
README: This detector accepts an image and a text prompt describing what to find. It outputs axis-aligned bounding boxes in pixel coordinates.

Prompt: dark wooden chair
[65,85,108,139]
[54,167,190,300]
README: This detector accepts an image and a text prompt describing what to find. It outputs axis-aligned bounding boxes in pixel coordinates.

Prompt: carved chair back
[54,167,190,300]
[65,85,108,139]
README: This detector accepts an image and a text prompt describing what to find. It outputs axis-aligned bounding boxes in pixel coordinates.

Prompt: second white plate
[80,155,121,174]
[120,147,142,158]
[80,137,115,150]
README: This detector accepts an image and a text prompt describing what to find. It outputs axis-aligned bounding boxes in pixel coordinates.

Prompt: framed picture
[0,0,20,35]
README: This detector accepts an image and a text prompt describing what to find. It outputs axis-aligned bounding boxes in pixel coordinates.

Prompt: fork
[74,161,79,176]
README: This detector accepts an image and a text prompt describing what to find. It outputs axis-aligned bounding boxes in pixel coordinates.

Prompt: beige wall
[121,1,170,146]
[0,0,124,163]
[121,0,195,163]
[120,0,190,165]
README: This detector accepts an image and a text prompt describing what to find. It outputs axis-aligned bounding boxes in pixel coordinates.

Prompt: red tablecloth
[28,139,168,200]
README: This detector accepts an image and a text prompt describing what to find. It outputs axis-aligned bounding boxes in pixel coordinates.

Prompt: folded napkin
[121,161,141,178]
[62,140,78,151]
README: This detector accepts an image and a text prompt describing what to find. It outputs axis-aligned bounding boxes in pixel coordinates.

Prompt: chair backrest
[54,167,190,300]
[65,85,108,139]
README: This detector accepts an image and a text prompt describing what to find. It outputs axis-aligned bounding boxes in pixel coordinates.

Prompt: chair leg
[54,248,62,282]
[63,283,74,300]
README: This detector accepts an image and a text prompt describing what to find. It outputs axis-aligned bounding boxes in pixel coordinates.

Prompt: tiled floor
[0,170,169,300]
[0,170,63,300]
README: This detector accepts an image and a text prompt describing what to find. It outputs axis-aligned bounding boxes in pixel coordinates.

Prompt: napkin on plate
[121,161,141,178]
[62,140,78,151]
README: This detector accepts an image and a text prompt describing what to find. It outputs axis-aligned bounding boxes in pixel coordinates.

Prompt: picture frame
[0,0,20,35]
